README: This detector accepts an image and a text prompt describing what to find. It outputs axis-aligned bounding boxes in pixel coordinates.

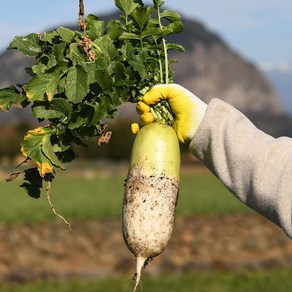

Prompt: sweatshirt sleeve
[189,98,292,238]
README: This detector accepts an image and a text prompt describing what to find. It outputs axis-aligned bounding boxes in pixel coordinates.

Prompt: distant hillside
[1,10,291,137]
[264,69,292,114]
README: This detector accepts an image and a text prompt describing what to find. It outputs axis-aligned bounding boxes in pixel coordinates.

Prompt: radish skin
[122,123,180,291]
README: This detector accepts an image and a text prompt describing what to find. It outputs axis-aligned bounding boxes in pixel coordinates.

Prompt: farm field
[0,162,291,291]
[0,162,249,224]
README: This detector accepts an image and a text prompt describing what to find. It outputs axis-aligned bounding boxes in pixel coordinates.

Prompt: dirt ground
[0,213,292,284]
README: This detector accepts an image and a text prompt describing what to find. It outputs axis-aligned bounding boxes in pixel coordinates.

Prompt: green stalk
[157,5,169,84]
[154,38,164,83]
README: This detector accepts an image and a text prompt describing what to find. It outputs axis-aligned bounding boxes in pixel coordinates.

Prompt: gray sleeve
[190,98,292,238]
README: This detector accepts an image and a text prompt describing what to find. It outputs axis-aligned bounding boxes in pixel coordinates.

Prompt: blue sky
[1,0,292,71]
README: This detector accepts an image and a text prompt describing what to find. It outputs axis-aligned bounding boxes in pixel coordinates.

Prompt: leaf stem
[157,5,169,84]
[154,38,164,83]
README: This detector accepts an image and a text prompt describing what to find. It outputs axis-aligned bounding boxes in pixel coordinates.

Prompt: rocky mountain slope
[0,11,291,136]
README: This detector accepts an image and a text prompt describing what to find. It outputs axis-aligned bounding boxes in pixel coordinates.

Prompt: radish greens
[0,0,184,197]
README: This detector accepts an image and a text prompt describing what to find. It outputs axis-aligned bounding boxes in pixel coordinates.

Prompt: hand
[137,84,207,143]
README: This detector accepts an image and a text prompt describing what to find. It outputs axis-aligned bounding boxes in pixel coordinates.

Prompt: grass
[0,164,250,224]
[1,269,292,292]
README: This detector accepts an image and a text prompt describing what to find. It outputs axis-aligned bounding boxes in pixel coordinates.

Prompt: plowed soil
[1,213,292,284]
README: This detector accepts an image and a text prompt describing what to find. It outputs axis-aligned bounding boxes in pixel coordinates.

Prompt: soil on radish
[122,166,179,258]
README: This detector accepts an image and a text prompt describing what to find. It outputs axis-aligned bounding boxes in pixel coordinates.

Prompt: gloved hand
[136,84,207,143]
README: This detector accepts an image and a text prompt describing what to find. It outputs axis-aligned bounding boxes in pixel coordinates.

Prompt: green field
[0,166,250,223]
[1,269,292,292]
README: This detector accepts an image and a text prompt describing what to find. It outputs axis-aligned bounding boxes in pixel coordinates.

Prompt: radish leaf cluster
[0,0,184,197]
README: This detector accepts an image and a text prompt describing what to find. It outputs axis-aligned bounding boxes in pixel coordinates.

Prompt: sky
[1,0,292,71]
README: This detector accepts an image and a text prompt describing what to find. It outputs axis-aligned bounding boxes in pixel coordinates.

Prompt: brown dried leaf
[98,131,112,146]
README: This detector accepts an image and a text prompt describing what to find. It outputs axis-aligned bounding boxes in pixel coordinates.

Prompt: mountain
[0,11,291,136]
[263,69,292,114]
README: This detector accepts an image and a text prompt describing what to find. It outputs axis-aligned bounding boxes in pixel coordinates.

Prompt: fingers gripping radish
[123,123,180,291]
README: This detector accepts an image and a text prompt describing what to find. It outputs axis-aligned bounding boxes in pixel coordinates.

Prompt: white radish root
[122,123,180,291]
[133,256,147,292]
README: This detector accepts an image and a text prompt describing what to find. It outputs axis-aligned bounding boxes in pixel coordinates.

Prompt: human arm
[191,98,292,238]
[140,84,292,238]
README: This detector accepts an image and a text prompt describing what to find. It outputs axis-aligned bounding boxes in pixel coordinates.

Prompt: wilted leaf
[21,127,64,177]
[20,168,43,198]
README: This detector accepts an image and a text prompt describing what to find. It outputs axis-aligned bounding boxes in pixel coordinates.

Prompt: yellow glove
[137,84,207,143]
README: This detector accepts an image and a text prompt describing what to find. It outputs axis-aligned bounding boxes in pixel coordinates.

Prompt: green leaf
[93,36,119,60]
[107,20,123,39]
[86,14,105,40]
[52,43,68,63]
[94,57,109,71]
[42,31,59,44]
[160,10,181,22]
[130,6,153,29]
[95,70,113,91]
[46,54,58,70]
[31,63,47,75]
[167,21,184,34]
[115,0,139,15]
[56,27,76,43]
[32,98,72,120]
[129,55,147,79]
[42,134,65,170]
[65,65,88,103]
[153,0,165,8]
[141,27,170,38]
[119,32,141,41]
[87,103,106,125]
[46,75,62,101]
[50,98,72,117]
[114,62,127,85]
[68,43,87,65]
[85,58,108,86]
[120,42,134,60]
[32,103,64,120]
[0,86,28,111]
[8,33,41,57]
[24,75,50,101]
[24,69,64,101]
[68,105,95,130]
[166,43,185,52]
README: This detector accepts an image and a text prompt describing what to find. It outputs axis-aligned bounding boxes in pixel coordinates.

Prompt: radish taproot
[122,122,180,291]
